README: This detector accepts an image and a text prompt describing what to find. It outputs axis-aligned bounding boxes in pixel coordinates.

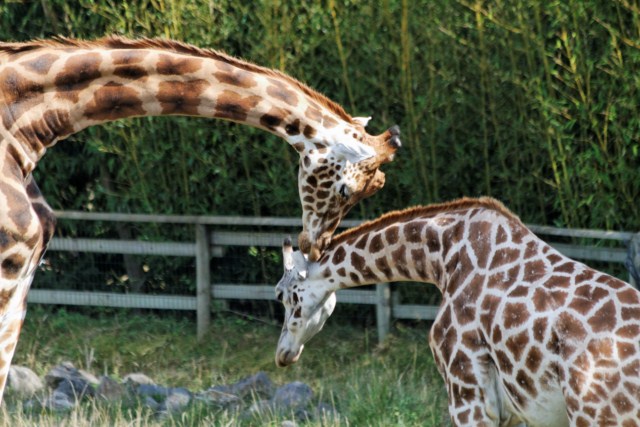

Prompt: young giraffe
[275,197,640,426]
[0,36,400,402]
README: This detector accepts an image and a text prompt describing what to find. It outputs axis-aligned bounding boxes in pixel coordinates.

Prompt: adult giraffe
[0,35,400,402]
[275,197,640,426]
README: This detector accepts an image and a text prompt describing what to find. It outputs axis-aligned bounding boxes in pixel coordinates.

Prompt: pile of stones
[6,363,339,424]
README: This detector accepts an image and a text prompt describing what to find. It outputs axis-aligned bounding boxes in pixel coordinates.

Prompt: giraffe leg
[0,174,55,403]
[0,274,35,402]
[560,346,640,427]
[429,304,522,426]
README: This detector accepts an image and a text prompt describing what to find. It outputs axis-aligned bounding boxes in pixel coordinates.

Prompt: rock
[45,362,96,401]
[136,383,172,399]
[161,388,191,413]
[195,388,241,407]
[272,381,313,410]
[7,365,44,397]
[211,371,274,400]
[39,389,77,411]
[12,365,324,420]
[143,395,160,411]
[136,384,192,415]
[45,362,98,387]
[123,372,155,386]
[96,376,126,401]
[44,362,75,388]
[78,369,100,385]
[55,377,94,401]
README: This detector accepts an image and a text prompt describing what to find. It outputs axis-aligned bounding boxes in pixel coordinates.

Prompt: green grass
[4,306,449,426]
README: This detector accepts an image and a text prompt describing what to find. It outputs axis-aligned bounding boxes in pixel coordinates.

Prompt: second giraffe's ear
[283,237,294,271]
[353,116,371,127]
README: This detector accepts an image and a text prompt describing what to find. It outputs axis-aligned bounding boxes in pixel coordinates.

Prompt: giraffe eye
[338,184,349,199]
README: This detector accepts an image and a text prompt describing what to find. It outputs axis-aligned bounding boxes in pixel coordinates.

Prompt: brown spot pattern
[503,302,530,329]
[266,78,299,106]
[111,50,147,65]
[404,221,424,243]
[469,221,492,268]
[1,254,25,279]
[303,125,316,139]
[260,106,289,131]
[0,67,44,129]
[385,226,399,245]
[157,54,202,75]
[588,300,617,333]
[21,53,59,74]
[214,90,261,122]
[114,64,148,80]
[54,52,102,102]
[375,256,393,280]
[214,61,257,88]
[84,82,146,120]
[332,247,346,265]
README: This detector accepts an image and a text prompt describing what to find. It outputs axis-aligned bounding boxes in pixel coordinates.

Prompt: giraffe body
[0,36,400,403]
[275,197,640,426]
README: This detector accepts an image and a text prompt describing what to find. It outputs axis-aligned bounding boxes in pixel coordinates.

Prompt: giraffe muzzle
[275,345,303,367]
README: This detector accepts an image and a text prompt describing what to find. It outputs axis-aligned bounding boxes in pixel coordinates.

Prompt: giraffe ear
[353,116,371,127]
[282,237,294,271]
[333,140,375,163]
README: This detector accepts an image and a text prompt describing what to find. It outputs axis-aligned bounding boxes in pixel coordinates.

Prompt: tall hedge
[2,0,638,230]
[2,1,639,297]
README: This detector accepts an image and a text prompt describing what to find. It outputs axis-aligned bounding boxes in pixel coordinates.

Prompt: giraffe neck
[314,197,532,294]
[315,210,450,291]
[0,37,360,176]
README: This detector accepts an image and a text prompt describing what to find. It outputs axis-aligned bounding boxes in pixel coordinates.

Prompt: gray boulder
[7,365,44,397]
[123,372,155,386]
[272,381,313,410]
[160,388,192,413]
[96,376,126,401]
[45,362,96,401]
[195,388,242,408]
[210,371,275,400]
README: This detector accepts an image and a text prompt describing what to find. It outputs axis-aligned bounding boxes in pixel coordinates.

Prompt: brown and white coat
[0,36,400,403]
[275,197,640,427]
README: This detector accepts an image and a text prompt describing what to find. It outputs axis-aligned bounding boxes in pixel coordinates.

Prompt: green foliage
[1,1,638,288]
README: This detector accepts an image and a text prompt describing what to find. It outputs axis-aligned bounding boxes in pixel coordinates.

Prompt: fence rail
[27,211,639,343]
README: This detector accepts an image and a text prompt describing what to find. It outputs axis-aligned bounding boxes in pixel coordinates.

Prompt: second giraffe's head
[295,120,400,261]
[274,238,336,367]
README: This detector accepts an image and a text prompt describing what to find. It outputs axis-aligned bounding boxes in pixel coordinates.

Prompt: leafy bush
[1,0,638,292]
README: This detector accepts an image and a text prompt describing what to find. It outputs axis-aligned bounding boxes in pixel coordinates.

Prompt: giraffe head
[296,121,400,261]
[274,238,336,367]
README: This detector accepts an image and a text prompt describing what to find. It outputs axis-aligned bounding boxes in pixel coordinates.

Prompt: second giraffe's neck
[0,37,360,175]
[313,198,531,294]
[315,210,450,291]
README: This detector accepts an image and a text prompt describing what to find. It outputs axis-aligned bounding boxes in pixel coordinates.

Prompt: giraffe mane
[0,35,354,124]
[328,197,522,250]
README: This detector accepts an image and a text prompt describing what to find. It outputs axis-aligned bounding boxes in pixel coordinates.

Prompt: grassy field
[4,306,449,426]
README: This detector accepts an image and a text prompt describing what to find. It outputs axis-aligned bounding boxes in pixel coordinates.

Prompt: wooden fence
[27,211,639,343]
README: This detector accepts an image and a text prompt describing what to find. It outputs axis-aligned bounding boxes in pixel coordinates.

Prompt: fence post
[376,283,390,344]
[627,232,640,290]
[195,224,211,340]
